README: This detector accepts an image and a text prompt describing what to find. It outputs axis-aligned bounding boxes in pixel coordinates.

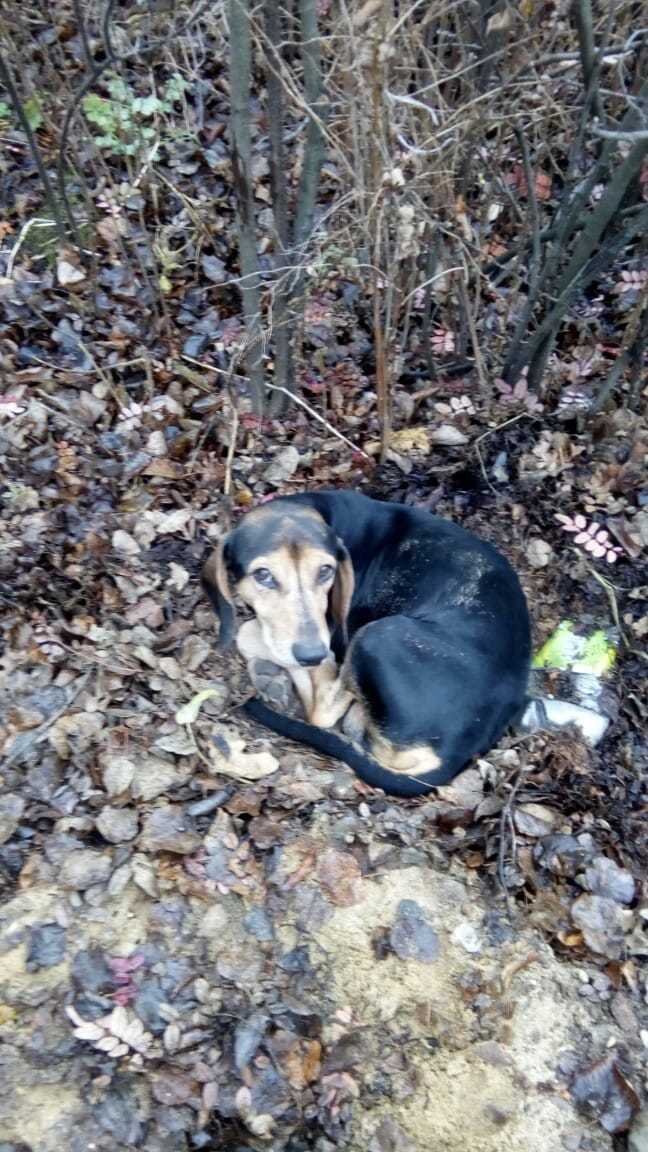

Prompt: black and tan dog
[203,490,531,797]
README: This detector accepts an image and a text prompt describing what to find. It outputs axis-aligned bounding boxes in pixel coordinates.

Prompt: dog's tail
[242,698,459,798]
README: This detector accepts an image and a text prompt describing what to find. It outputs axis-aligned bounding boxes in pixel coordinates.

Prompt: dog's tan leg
[308,657,354,728]
[288,667,315,717]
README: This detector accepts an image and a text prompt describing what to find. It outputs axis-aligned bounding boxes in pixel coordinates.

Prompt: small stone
[451,922,482,954]
[96,806,139,844]
[26,923,67,970]
[580,856,636,906]
[571,894,627,958]
[131,758,190,801]
[102,755,135,796]
[610,992,638,1033]
[389,900,440,962]
[473,1041,512,1067]
[0,793,25,844]
[140,805,201,855]
[482,1103,513,1126]
[60,848,112,890]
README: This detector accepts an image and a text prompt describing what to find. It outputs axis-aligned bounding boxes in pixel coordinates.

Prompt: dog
[202,490,531,796]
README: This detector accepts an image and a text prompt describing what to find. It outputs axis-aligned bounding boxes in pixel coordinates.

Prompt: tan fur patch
[308,659,354,728]
[236,543,335,667]
[367,727,442,776]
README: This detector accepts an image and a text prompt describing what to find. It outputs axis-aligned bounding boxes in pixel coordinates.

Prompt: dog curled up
[203,490,531,797]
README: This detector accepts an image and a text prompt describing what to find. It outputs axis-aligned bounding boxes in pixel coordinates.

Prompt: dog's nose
[292,642,328,667]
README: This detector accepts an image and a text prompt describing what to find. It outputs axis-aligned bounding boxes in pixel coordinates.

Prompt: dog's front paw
[249,659,300,714]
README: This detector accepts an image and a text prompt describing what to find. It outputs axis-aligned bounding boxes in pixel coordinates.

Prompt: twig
[497,761,526,915]
[584,563,627,648]
[455,272,487,392]
[591,125,648,141]
[181,355,371,460]
[5,218,58,277]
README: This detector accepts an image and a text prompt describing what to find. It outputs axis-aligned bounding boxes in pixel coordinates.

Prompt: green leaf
[25,96,43,131]
[163,73,188,105]
[0,100,11,121]
[132,94,162,117]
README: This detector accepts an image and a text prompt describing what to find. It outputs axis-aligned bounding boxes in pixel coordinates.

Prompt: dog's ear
[330,540,354,643]
[202,535,236,649]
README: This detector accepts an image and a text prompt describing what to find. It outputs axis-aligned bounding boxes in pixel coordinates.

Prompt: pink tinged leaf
[575,515,587,529]
[607,551,618,564]
[112,988,135,1006]
[66,1005,85,1028]
[596,530,609,544]
[575,532,590,544]
[591,543,606,557]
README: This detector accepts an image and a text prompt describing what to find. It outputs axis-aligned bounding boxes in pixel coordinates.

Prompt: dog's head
[202,501,354,667]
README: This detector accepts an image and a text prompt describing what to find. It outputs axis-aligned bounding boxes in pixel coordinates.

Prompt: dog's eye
[318,564,335,583]
[252,568,277,588]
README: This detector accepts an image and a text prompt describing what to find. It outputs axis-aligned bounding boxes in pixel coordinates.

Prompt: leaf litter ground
[1,371,647,1152]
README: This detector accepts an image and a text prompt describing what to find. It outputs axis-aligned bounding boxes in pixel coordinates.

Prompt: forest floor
[1,18,648,1145]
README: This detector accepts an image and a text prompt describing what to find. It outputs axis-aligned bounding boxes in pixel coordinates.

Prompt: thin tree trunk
[228,0,265,413]
[264,0,293,417]
[0,49,70,246]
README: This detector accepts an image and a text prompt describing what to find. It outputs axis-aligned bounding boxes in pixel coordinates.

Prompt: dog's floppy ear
[330,540,354,643]
[202,534,236,649]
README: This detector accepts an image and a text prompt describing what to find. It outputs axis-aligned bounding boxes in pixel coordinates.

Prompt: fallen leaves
[66,1003,154,1063]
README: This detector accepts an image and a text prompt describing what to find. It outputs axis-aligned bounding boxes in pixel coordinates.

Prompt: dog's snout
[292,642,328,667]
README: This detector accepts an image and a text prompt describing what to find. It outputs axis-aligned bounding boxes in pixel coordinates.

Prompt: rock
[429,424,468,446]
[140,805,201,855]
[610,992,638,1034]
[451,922,482,954]
[368,1115,417,1152]
[629,1106,648,1152]
[60,848,112,890]
[0,794,25,844]
[264,445,300,485]
[571,1052,640,1134]
[514,803,558,838]
[579,856,636,906]
[26,923,67,970]
[526,538,553,568]
[317,847,362,907]
[102,755,136,795]
[473,1041,512,1067]
[71,947,113,994]
[96,806,139,844]
[131,758,190,801]
[389,899,440,962]
[571,894,628,958]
